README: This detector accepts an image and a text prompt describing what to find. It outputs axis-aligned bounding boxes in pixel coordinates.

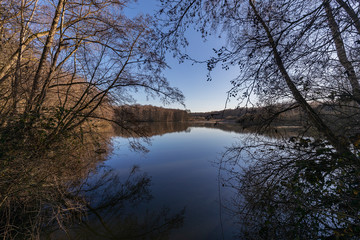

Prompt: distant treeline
[191,108,248,120]
[191,101,360,131]
[114,105,189,122]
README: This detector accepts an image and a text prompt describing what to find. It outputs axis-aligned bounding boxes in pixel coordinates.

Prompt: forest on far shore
[190,101,360,134]
[114,100,360,139]
[114,105,189,122]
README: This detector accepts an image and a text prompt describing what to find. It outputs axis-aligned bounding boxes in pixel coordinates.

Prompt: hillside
[114,105,189,123]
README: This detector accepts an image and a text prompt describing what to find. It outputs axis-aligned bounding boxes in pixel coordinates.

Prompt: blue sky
[127,0,240,112]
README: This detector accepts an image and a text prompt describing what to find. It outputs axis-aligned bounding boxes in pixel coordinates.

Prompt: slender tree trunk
[248,0,353,157]
[35,3,67,113]
[335,0,360,34]
[12,0,25,114]
[26,0,66,112]
[323,0,360,105]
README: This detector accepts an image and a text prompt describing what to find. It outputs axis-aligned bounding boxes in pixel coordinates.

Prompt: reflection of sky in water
[105,127,249,239]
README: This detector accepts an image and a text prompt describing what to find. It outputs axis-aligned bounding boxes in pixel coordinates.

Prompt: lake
[81,122,251,240]
[35,122,358,239]
[1,117,354,240]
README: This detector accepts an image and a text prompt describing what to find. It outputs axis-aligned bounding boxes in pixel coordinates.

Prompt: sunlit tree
[0,0,184,238]
[0,0,184,145]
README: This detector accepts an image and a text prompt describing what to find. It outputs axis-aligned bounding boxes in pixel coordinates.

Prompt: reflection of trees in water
[0,133,184,239]
[220,137,360,239]
[0,132,104,239]
[190,122,305,139]
[79,205,184,240]
[114,122,190,138]
[48,166,184,240]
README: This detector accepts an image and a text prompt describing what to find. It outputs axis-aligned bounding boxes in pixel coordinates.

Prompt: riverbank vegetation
[0,0,184,238]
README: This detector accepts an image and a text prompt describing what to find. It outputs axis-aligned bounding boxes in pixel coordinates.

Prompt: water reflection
[0,130,184,239]
[191,121,304,139]
[48,166,184,240]
[0,132,110,239]
[221,136,360,239]
[113,121,303,140]
[114,122,190,138]
[108,126,243,239]
[3,121,352,239]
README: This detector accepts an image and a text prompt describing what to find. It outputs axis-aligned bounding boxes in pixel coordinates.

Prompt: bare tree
[0,1,185,238]
[323,0,360,105]
[0,0,184,151]
[158,0,360,158]
[157,0,360,237]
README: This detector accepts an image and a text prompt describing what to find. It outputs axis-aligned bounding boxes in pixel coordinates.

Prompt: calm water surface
[72,123,359,240]
[104,125,249,239]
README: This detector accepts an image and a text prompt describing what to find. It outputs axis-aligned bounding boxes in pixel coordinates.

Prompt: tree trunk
[335,0,360,35]
[249,0,354,157]
[12,0,25,114]
[26,0,66,112]
[323,0,360,105]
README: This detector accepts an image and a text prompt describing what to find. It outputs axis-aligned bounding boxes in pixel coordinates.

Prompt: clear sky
[126,0,241,112]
